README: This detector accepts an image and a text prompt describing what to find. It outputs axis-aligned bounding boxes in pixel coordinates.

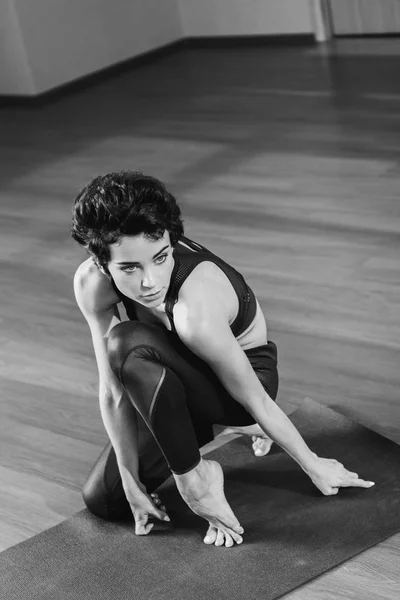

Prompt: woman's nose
[142,269,156,288]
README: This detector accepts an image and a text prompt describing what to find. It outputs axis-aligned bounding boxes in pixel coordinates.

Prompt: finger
[321,486,339,496]
[135,515,154,536]
[150,507,171,522]
[337,473,359,486]
[151,495,168,514]
[204,525,218,545]
[342,478,375,488]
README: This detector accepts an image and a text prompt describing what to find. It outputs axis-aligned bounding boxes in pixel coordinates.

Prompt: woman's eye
[122,254,167,273]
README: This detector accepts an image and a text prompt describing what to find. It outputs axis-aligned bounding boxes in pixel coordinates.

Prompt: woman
[71,171,374,548]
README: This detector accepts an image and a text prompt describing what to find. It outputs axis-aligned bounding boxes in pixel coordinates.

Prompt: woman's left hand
[305,454,375,496]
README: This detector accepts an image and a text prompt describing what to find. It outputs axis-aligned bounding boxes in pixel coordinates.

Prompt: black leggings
[82,321,278,520]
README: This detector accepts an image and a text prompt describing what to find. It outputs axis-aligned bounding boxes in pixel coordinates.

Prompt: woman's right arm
[73,262,142,493]
[73,261,170,532]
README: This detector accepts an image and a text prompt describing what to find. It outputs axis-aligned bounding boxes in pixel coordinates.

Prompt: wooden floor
[1,37,400,597]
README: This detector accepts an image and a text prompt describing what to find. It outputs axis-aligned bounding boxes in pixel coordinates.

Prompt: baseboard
[0,34,315,108]
[335,33,400,39]
[183,33,315,48]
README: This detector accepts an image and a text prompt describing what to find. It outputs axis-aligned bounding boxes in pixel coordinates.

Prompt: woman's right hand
[125,481,170,535]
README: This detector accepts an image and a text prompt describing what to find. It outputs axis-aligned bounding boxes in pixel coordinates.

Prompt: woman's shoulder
[74,257,120,313]
[176,259,238,323]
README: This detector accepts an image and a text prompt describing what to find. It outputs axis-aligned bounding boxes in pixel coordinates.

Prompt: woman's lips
[142,289,163,300]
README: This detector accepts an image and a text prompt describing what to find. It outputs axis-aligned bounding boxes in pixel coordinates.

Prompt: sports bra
[110,235,258,338]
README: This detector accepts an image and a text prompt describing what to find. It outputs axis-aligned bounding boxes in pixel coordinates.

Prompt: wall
[329,0,400,35]
[0,0,35,95]
[178,0,314,37]
[2,0,315,96]
[7,0,183,96]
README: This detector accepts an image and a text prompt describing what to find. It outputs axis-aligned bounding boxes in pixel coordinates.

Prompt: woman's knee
[107,321,166,376]
[82,482,131,521]
[82,473,111,520]
[82,444,131,521]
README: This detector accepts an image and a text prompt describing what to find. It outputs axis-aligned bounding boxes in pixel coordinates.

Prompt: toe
[204,525,218,545]
[229,531,243,545]
[215,529,225,547]
[216,524,243,545]
[252,437,273,457]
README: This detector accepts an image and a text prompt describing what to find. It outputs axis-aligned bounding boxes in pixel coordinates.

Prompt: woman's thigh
[108,321,278,427]
[84,325,279,519]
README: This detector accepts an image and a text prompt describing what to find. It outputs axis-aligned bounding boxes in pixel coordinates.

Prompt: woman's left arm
[175,296,374,495]
[176,300,317,471]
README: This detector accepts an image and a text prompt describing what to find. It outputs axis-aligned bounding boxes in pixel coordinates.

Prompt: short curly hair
[71,171,184,272]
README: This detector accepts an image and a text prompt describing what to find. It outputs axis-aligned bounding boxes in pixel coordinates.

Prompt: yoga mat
[1,398,400,600]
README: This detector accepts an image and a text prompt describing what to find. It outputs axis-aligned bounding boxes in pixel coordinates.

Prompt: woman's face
[106,230,175,308]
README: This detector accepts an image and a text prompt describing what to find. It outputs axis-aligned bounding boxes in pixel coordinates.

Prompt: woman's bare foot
[173,459,244,548]
[222,423,274,457]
